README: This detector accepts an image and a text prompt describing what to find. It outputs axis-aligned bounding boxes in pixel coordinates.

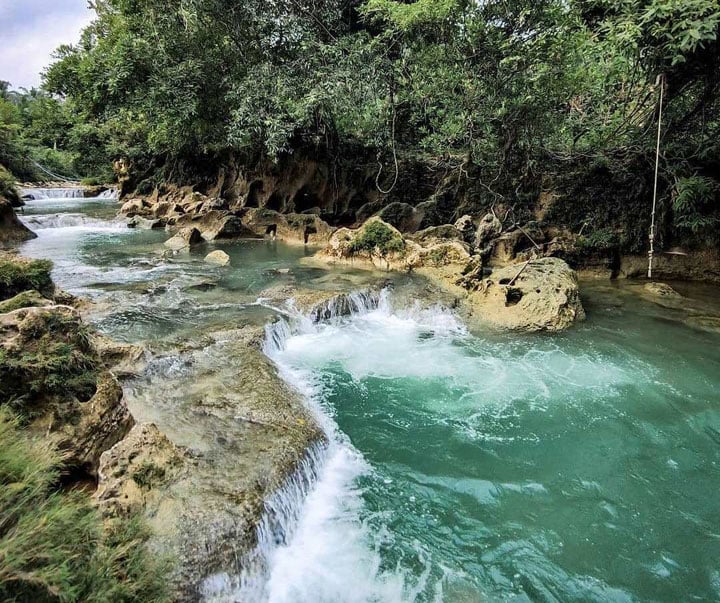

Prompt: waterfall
[20,187,85,200]
[21,213,126,230]
[20,187,118,200]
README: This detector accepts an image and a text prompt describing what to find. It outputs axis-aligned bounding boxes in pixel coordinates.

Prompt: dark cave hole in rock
[60,462,98,491]
[266,191,284,212]
[505,287,523,306]
[499,278,511,285]
[304,224,317,244]
[293,186,322,214]
[246,180,263,207]
[265,224,277,238]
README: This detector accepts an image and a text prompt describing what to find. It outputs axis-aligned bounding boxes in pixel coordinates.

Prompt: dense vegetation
[2,0,719,250]
[0,409,168,603]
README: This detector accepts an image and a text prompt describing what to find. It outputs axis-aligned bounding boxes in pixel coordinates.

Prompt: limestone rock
[0,198,36,247]
[0,290,52,313]
[204,250,230,266]
[454,215,476,244]
[127,216,165,229]
[95,423,186,517]
[92,334,147,378]
[465,257,585,332]
[474,212,502,248]
[120,197,150,217]
[243,208,333,245]
[644,282,681,298]
[0,305,134,473]
[164,227,203,251]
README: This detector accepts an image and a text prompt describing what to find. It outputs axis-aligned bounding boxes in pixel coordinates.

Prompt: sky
[0,0,95,90]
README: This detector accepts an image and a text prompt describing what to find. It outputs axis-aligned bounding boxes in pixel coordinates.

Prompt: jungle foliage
[4,0,720,249]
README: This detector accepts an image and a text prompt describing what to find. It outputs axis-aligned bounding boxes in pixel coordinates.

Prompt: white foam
[21,213,128,231]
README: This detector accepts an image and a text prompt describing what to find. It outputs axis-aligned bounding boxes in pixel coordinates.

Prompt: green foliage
[0,166,21,206]
[0,308,101,417]
[0,290,50,313]
[349,220,405,256]
[0,409,170,603]
[672,175,720,240]
[132,462,166,490]
[0,257,54,300]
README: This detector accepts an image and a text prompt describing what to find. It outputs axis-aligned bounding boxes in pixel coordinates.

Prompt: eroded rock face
[0,199,36,247]
[0,305,134,473]
[243,208,333,245]
[164,227,203,251]
[463,257,585,332]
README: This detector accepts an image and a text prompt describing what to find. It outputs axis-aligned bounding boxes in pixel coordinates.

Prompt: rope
[648,73,664,279]
[376,97,399,195]
[30,159,77,183]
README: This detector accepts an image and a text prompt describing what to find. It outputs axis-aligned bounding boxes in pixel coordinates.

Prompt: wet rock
[644,282,681,298]
[463,257,585,331]
[685,315,720,334]
[409,224,465,246]
[127,215,165,229]
[164,227,203,251]
[95,423,186,517]
[375,202,418,232]
[92,334,147,378]
[204,250,230,266]
[0,198,36,247]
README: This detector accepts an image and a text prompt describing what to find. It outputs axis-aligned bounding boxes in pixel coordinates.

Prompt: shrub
[349,221,405,256]
[0,256,54,300]
[80,176,103,186]
[0,409,170,603]
[0,166,20,207]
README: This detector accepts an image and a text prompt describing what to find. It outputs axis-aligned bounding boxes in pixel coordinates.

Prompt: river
[18,191,720,602]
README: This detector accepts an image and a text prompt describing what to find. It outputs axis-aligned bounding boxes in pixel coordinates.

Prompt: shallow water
[19,195,720,602]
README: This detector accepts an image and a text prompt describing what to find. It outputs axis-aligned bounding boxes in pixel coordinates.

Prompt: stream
[18,190,720,602]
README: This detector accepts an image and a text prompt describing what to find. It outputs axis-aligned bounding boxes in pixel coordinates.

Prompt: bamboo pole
[648,73,664,279]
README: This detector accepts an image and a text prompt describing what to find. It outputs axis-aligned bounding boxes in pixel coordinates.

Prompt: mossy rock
[0,255,54,301]
[0,306,101,419]
[0,290,52,313]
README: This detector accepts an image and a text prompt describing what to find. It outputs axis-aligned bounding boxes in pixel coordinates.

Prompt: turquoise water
[19,194,720,602]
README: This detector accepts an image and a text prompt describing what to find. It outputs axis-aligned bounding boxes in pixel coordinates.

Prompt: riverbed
[19,192,720,602]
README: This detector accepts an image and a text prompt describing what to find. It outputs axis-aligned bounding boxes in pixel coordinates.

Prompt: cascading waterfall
[21,213,125,230]
[203,289,458,603]
[19,187,118,200]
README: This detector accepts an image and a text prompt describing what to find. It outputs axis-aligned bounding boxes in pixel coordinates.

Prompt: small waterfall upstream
[20,186,118,200]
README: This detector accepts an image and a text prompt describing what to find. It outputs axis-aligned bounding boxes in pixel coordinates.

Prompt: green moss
[0,257,54,301]
[0,309,101,418]
[132,461,167,490]
[349,221,405,256]
[0,409,170,603]
[0,290,51,313]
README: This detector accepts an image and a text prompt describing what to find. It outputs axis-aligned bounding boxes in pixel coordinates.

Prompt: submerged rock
[644,282,681,298]
[164,227,203,251]
[0,199,36,247]
[463,257,585,332]
[204,250,231,266]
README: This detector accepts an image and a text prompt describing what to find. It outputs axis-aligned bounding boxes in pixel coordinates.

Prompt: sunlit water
[19,195,720,602]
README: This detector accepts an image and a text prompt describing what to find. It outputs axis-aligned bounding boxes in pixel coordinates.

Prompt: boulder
[464,257,585,332]
[454,215,476,244]
[0,198,36,247]
[0,253,54,299]
[120,197,150,217]
[408,224,465,246]
[474,212,502,248]
[127,216,165,230]
[204,250,231,266]
[164,227,203,251]
[644,282,681,298]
